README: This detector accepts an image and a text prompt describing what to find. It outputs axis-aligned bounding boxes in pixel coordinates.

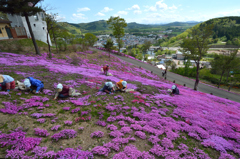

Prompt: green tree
[44,13,58,58]
[211,49,239,88]
[144,54,149,61]
[103,39,114,58]
[84,33,98,47]
[141,40,151,55]
[107,16,127,53]
[0,12,8,20]
[136,53,143,60]
[0,0,43,55]
[181,24,213,90]
[129,48,137,58]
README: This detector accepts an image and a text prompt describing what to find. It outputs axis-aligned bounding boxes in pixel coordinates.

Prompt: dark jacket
[60,85,70,96]
[28,77,44,92]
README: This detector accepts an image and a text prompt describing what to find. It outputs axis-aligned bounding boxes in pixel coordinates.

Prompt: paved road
[94,49,240,103]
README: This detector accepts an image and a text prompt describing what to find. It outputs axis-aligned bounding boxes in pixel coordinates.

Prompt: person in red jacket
[102,64,109,75]
[54,83,81,100]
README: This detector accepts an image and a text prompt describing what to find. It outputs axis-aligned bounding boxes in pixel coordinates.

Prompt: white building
[7,12,52,45]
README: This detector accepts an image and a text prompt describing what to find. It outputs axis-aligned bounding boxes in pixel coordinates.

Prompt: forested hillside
[161,16,240,47]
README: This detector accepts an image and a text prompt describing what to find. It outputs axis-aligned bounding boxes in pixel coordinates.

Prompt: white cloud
[95,12,105,16]
[145,0,168,12]
[134,10,142,14]
[77,7,90,12]
[56,15,66,21]
[118,11,128,15]
[72,13,87,21]
[169,5,177,10]
[127,4,140,10]
[101,7,113,12]
[156,0,168,10]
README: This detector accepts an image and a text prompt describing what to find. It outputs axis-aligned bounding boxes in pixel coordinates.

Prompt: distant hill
[59,20,199,36]
[162,21,200,26]
[161,16,240,47]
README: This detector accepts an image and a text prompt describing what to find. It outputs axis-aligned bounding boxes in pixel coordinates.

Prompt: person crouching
[98,82,115,94]
[116,80,127,92]
[0,75,15,92]
[54,83,81,100]
[23,77,44,93]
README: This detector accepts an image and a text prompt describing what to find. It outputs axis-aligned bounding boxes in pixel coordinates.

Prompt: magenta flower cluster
[51,129,77,141]
[34,128,50,137]
[90,131,104,138]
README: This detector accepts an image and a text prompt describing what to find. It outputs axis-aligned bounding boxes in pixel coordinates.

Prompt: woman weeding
[98,82,115,94]
[0,75,15,92]
[116,79,127,92]
[54,83,81,100]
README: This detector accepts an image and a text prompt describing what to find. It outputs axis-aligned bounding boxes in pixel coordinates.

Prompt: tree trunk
[194,61,200,91]
[228,80,237,91]
[225,70,230,83]
[47,32,52,59]
[218,71,225,88]
[52,30,58,53]
[24,13,40,55]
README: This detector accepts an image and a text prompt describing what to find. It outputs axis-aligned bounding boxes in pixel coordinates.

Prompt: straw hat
[0,75,3,83]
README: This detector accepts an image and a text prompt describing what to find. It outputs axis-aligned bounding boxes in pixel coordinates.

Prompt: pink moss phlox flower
[90,131,104,138]
[71,107,80,113]
[113,144,154,159]
[120,127,133,134]
[37,119,46,123]
[51,129,77,141]
[55,147,93,158]
[135,131,146,139]
[34,128,50,137]
[107,116,116,122]
[43,113,55,118]
[51,125,61,131]
[91,146,110,156]
[95,120,106,127]
[161,137,174,149]
[109,130,124,138]
[62,107,71,111]
[78,127,84,131]
[107,124,118,131]
[31,113,43,118]
[0,102,23,114]
[148,135,161,145]
[64,120,72,126]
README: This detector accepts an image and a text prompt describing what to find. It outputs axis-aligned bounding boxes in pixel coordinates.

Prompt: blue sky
[41,0,240,24]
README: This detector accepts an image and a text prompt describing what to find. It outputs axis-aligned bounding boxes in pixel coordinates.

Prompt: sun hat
[105,82,113,88]
[172,85,176,89]
[0,75,3,83]
[24,78,31,88]
[122,81,127,87]
[57,83,63,92]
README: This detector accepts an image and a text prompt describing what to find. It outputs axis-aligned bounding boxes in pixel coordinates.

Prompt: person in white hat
[98,81,115,94]
[0,75,15,92]
[54,83,81,100]
[171,85,179,95]
[116,79,127,92]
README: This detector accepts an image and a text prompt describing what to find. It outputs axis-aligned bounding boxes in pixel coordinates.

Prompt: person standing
[0,75,15,92]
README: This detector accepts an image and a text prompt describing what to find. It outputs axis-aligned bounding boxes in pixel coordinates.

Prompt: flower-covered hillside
[0,50,240,159]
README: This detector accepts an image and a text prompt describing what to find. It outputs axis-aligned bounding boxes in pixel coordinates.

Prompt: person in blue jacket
[23,77,44,93]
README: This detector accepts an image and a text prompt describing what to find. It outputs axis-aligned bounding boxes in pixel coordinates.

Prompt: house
[172,50,185,60]
[0,19,12,40]
[7,12,51,45]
